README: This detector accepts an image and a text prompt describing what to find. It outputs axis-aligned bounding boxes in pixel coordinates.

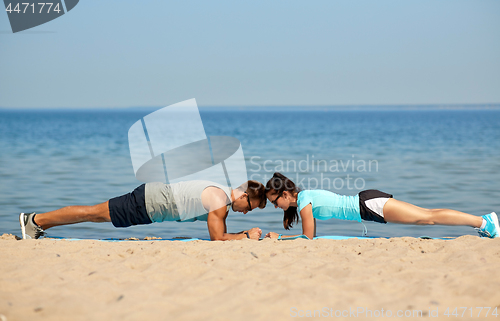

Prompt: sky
[0,0,499,108]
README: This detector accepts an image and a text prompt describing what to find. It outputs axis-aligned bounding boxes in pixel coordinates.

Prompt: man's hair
[245,180,267,209]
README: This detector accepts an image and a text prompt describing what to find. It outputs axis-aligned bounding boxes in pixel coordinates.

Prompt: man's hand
[246,227,262,240]
[265,232,280,239]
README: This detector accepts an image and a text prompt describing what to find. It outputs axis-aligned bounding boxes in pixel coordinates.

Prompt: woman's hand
[265,232,280,239]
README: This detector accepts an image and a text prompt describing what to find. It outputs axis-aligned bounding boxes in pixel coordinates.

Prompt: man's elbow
[210,235,226,241]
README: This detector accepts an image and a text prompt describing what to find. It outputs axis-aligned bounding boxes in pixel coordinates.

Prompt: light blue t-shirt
[297,190,361,222]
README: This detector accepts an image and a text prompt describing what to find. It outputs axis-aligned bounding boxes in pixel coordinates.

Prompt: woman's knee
[413,209,444,225]
[414,214,435,225]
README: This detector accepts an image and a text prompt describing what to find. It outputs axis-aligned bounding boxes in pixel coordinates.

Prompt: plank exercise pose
[20,180,267,241]
[264,172,499,239]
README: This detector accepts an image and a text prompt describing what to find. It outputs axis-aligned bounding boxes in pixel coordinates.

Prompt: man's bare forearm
[211,231,248,241]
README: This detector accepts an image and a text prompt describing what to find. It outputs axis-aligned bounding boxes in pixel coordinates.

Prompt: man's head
[231,180,267,214]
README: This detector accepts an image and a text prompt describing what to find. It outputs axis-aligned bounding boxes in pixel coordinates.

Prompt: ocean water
[1,108,499,240]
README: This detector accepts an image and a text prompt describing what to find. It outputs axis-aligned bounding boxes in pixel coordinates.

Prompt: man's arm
[207,207,261,241]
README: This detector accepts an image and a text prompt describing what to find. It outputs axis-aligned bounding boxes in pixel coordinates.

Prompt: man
[19,180,267,241]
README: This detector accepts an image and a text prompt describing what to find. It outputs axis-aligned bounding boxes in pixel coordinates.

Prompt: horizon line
[1,103,500,111]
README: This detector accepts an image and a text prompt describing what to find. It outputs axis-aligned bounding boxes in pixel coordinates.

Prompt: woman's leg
[382,198,483,228]
[33,201,111,230]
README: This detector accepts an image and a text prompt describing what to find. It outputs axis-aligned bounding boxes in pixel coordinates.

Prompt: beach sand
[1,234,499,320]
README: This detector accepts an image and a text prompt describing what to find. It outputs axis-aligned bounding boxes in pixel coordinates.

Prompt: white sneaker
[19,212,45,239]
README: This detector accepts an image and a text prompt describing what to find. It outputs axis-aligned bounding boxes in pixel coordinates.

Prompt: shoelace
[475,227,491,238]
[33,224,46,239]
[34,230,46,239]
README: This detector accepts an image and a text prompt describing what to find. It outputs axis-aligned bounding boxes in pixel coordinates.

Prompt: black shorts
[108,184,152,228]
[358,189,393,224]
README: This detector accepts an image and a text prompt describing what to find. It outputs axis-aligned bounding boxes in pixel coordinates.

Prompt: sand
[1,234,499,321]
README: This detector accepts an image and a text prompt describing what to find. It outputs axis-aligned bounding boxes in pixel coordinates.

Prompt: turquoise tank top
[297,190,361,222]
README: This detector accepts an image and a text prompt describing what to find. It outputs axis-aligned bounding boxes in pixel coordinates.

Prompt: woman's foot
[476,212,499,238]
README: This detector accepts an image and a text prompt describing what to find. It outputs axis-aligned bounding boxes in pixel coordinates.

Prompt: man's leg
[33,201,111,230]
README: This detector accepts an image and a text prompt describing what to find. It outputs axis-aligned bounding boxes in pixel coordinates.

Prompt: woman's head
[265,172,301,229]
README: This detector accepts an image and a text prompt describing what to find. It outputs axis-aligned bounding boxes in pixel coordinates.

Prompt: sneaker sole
[491,212,500,238]
[19,212,28,240]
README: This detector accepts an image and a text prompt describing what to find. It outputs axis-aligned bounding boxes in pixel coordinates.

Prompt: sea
[1,107,499,240]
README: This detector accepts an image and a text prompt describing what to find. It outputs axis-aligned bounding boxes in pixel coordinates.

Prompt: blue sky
[1,0,499,108]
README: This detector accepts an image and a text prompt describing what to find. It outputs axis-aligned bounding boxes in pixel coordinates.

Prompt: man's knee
[87,202,111,222]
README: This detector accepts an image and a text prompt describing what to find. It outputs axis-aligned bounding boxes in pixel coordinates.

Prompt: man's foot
[476,212,499,238]
[19,212,45,239]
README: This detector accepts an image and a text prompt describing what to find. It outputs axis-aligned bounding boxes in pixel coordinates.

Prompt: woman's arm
[300,204,315,239]
[265,232,303,239]
[265,204,315,240]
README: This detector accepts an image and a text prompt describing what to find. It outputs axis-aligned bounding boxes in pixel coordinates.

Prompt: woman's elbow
[304,232,314,240]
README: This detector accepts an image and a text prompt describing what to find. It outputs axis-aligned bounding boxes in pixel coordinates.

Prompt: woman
[264,172,499,239]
